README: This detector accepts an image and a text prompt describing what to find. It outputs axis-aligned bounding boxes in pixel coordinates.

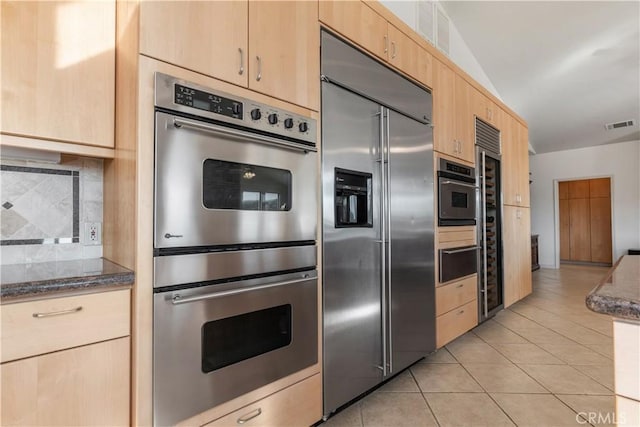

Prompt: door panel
[387,110,435,373]
[589,178,611,198]
[590,197,612,263]
[569,180,590,199]
[559,199,571,260]
[321,83,382,414]
[569,198,591,261]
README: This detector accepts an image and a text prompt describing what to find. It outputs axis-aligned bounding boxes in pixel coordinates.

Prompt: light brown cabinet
[319,1,432,88]
[503,206,532,307]
[559,178,612,264]
[433,62,475,164]
[1,337,130,426]
[473,90,501,128]
[1,0,115,149]
[140,1,319,110]
[502,115,530,207]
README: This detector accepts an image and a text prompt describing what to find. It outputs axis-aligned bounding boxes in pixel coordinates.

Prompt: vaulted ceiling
[441,1,640,154]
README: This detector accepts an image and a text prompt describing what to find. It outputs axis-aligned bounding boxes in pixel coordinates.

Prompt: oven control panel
[156,72,317,146]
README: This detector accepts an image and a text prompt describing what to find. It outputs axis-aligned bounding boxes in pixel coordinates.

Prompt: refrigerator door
[322,82,383,414]
[387,109,436,374]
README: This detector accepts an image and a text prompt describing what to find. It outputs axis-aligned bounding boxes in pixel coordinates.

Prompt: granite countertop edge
[585,292,640,321]
[1,263,134,303]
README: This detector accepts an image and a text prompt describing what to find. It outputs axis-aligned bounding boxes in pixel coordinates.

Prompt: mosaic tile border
[0,165,80,246]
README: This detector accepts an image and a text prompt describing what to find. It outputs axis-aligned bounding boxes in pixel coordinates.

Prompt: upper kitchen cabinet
[472,89,501,128]
[319,1,432,89]
[432,61,475,165]
[1,1,115,149]
[140,1,319,110]
[502,113,530,207]
[139,2,249,88]
[319,0,388,61]
[248,1,319,111]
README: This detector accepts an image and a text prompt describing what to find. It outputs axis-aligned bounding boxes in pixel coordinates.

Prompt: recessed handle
[33,306,83,318]
[237,408,262,424]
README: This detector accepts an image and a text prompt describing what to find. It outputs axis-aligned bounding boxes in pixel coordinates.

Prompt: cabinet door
[432,61,456,158]
[569,198,591,262]
[388,24,431,86]
[1,1,115,148]
[516,122,531,207]
[139,1,248,87]
[248,1,319,110]
[502,117,529,206]
[1,338,129,426]
[454,75,475,164]
[319,0,388,61]
[503,205,532,306]
[473,90,500,128]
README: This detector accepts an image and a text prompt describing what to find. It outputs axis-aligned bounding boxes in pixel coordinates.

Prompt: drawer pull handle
[33,306,83,318]
[237,408,262,424]
[456,284,464,288]
[458,310,465,315]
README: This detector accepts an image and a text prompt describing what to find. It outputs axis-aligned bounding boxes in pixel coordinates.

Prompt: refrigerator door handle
[385,108,393,375]
[378,106,388,378]
[481,151,489,319]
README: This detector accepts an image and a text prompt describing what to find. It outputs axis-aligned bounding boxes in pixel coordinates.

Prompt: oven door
[153,270,318,426]
[438,176,477,225]
[154,111,317,249]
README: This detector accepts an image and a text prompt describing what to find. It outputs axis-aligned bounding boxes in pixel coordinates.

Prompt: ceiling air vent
[604,120,635,130]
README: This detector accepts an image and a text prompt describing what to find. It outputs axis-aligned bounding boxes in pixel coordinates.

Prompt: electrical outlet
[84,222,102,245]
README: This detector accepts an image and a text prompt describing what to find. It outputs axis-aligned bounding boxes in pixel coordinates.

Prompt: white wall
[529,141,640,268]
[380,0,502,99]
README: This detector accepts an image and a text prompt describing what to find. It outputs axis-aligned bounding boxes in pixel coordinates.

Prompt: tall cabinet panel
[249,1,319,110]
[433,60,456,159]
[1,0,115,148]
[503,206,532,307]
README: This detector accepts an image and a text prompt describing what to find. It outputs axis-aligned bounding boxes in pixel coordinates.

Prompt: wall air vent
[604,120,635,130]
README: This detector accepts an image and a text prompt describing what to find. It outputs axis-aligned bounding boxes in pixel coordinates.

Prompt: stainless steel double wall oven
[152,73,318,426]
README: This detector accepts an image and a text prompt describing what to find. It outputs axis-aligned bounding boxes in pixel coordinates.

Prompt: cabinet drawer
[206,374,321,427]
[437,226,477,249]
[436,275,477,316]
[1,289,130,363]
[436,300,478,348]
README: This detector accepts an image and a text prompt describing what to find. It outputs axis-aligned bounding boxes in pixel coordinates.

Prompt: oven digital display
[452,191,468,208]
[174,83,243,119]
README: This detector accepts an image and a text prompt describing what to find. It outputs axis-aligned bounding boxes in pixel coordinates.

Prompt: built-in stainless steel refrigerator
[475,119,503,322]
[321,31,435,417]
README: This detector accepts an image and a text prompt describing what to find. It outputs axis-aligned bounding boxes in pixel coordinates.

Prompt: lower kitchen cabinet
[204,373,321,427]
[436,274,478,348]
[503,206,532,307]
[0,337,130,426]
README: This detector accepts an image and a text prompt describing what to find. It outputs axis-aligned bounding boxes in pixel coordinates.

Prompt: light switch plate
[84,222,102,245]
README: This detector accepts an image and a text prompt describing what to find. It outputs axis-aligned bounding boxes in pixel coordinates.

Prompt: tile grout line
[408,368,442,427]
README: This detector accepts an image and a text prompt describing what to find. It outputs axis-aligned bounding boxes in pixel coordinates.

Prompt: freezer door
[387,109,436,374]
[322,82,383,414]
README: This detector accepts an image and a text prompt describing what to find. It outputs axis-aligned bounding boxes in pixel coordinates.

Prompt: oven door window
[451,191,468,208]
[201,304,292,373]
[203,159,292,211]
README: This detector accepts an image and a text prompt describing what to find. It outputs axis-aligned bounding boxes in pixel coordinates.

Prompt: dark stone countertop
[1,258,134,303]
[586,255,640,321]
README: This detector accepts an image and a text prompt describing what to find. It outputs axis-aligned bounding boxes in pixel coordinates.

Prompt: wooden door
[569,198,591,261]
[516,122,530,207]
[1,338,129,426]
[519,208,532,298]
[388,24,431,86]
[1,1,115,148]
[432,60,457,158]
[503,205,520,307]
[589,178,612,263]
[139,1,248,87]
[472,90,500,128]
[319,0,388,61]
[454,74,475,164]
[559,181,571,260]
[501,115,519,206]
[248,1,319,110]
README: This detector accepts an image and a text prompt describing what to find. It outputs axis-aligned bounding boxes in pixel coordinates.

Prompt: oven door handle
[172,117,317,153]
[440,180,479,189]
[170,277,312,305]
[441,246,480,255]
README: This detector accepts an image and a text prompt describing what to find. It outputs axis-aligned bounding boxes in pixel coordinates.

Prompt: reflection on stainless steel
[153,271,318,427]
[153,246,316,288]
[321,31,435,417]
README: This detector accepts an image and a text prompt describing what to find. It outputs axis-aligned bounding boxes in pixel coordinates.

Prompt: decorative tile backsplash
[0,156,103,265]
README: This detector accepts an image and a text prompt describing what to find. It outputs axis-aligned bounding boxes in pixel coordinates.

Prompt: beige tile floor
[321,264,616,427]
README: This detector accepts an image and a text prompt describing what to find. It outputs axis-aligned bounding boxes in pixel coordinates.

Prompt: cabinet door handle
[255,56,262,82]
[391,41,397,59]
[237,408,262,424]
[33,306,83,318]
[384,35,388,54]
[238,48,244,75]
[456,284,464,288]
[458,309,465,315]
